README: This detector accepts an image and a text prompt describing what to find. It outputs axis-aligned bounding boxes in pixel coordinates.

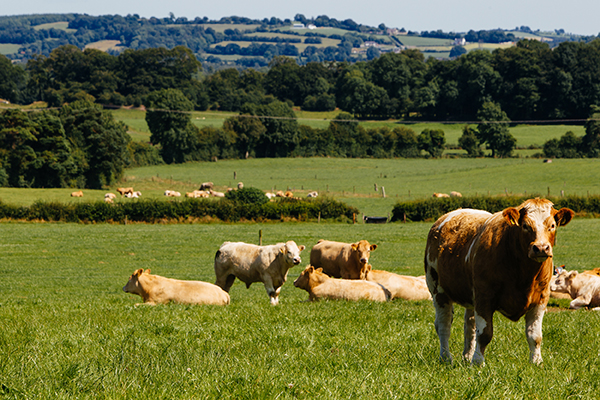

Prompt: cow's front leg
[525,304,545,364]
[463,308,477,362]
[472,308,493,366]
[261,275,279,305]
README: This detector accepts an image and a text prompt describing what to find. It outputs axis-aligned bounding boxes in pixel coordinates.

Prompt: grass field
[395,36,454,47]
[84,40,122,52]
[0,43,21,55]
[1,216,599,398]
[1,157,599,218]
[32,21,76,33]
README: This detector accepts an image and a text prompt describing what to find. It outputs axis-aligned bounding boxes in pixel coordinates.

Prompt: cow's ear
[134,268,143,276]
[280,246,285,254]
[370,244,377,251]
[351,243,358,251]
[316,267,323,273]
[503,207,520,226]
[555,208,574,227]
[145,269,151,274]
[298,245,305,252]
[567,270,578,279]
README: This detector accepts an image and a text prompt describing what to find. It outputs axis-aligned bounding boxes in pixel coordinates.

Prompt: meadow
[1,216,600,398]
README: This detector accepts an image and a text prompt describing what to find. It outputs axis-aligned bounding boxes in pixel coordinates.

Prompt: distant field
[84,40,122,51]
[395,36,454,47]
[0,43,20,55]
[464,42,515,51]
[281,26,352,36]
[32,21,76,33]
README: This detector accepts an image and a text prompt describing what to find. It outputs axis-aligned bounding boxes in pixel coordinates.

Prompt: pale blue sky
[2,0,599,36]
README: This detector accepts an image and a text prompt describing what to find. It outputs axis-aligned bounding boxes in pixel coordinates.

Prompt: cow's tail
[215,250,221,261]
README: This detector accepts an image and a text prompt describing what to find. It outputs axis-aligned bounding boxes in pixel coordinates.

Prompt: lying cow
[310,239,377,279]
[105,193,116,199]
[364,265,431,301]
[433,192,450,198]
[214,240,305,305]
[123,268,230,306]
[70,190,83,197]
[293,265,390,302]
[117,187,134,196]
[550,269,600,310]
[450,191,462,197]
[425,198,574,365]
[307,191,318,198]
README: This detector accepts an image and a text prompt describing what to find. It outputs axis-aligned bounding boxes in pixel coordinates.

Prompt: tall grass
[1,220,599,398]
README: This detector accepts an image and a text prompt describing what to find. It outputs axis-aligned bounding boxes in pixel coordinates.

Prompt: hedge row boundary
[0,197,359,223]
[391,195,600,222]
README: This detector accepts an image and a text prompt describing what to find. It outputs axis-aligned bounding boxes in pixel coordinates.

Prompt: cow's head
[294,265,314,289]
[280,241,305,266]
[502,198,574,263]
[550,270,577,293]
[123,268,149,294]
[351,240,377,267]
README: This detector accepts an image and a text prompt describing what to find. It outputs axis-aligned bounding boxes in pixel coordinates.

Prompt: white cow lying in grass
[123,268,230,306]
[293,265,390,302]
[550,269,600,310]
[214,240,305,305]
[364,265,431,300]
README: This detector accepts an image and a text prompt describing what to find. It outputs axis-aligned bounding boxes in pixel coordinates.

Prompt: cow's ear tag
[280,247,285,254]
[502,208,520,226]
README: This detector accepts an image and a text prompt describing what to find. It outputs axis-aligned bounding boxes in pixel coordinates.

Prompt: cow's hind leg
[525,304,545,364]
[463,308,476,362]
[215,273,236,293]
[433,292,454,363]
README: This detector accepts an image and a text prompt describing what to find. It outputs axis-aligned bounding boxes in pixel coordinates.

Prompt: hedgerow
[0,196,358,223]
[391,195,600,222]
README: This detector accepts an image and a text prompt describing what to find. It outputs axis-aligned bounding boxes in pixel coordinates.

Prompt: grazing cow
[210,189,225,198]
[364,265,431,301]
[550,270,600,310]
[200,182,214,191]
[310,239,377,280]
[293,266,390,302]
[425,198,574,365]
[117,187,134,196]
[307,191,319,198]
[214,241,306,305]
[70,190,83,197]
[105,193,116,200]
[450,191,462,197]
[433,192,450,198]
[123,268,230,306]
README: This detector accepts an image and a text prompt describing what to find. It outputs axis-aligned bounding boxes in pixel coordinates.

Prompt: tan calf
[70,190,83,197]
[123,268,230,306]
[364,265,431,300]
[310,239,377,279]
[550,270,600,310]
[293,266,390,302]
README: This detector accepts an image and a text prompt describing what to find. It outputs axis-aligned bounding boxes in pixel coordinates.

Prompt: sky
[2,0,599,36]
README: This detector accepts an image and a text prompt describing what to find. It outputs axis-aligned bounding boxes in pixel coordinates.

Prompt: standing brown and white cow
[214,241,305,305]
[310,239,377,279]
[425,198,574,365]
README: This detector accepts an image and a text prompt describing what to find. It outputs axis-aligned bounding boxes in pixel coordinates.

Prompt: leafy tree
[0,54,26,104]
[458,125,484,157]
[60,100,131,188]
[581,105,600,157]
[394,127,419,158]
[0,109,38,187]
[476,101,515,157]
[449,46,467,58]
[146,89,198,164]
[223,115,266,158]
[254,101,299,157]
[417,129,446,158]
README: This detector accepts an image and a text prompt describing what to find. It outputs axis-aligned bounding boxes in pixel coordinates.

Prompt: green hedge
[391,195,600,222]
[0,197,358,223]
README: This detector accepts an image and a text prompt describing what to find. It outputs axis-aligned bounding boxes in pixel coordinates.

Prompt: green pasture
[281,26,351,36]
[32,21,76,33]
[1,217,600,398]
[110,108,584,148]
[2,158,599,218]
[395,36,454,47]
[0,43,21,55]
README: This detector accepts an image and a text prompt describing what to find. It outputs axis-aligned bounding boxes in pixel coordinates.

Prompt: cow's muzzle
[360,258,368,264]
[529,243,553,261]
[293,258,301,265]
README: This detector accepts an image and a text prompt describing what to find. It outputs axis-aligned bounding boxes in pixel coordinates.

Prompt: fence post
[259,230,262,246]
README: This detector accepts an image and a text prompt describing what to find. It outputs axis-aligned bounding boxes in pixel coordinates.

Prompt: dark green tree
[0,54,26,104]
[223,115,266,158]
[581,106,600,157]
[146,88,198,164]
[254,100,298,157]
[458,125,484,157]
[417,128,446,158]
[476,101,515,157]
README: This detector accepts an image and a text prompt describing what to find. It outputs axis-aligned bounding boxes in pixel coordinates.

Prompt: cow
[200,182,214,191]
[125,191,142,198]
[237,182,244,190]
[583,267,600,277]
[293,265,390,302]
[117,187,134,196]
[450,191,462,197]
[425,198,574,365]
[165,190,181,197]
[284,190,294,198]
[310,239,377,280]
[433,192,450,198]
[210,189,225,198]
[364,265,432,301]
[104,197,114,204]
[265,192,276,199]
[307,191,319,198]
[123,268,230,306]
[275,190,286,197]
[105,193,116,199]
[550,270,600,310]
[70,190,83,197]
[214,240,306,305]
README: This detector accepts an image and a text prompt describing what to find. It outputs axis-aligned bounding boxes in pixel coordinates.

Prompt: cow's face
[293,266,313,289]
[281,241,305,266]
[351,240,377,266]
[550,270,577,293]
[503,199,574,263]
[123,268,146,294]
